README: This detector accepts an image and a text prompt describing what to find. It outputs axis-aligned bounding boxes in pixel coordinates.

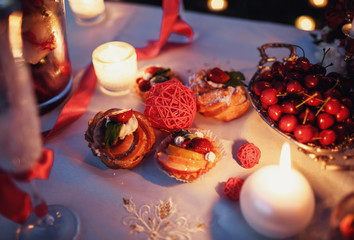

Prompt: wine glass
[0,9,79,240]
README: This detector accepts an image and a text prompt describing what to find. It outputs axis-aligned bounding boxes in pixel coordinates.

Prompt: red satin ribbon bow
[0,149,54,224]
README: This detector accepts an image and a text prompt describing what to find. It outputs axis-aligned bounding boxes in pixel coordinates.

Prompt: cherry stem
[296,92,319,108]
[276,93,287,97]
[320,48,330,66]
[302,108,310,125]
[315,96,331,116]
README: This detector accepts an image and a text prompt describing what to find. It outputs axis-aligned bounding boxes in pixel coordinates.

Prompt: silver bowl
[248,43,354,170]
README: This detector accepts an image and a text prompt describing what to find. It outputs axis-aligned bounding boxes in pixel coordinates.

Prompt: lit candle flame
[279,142,291,170]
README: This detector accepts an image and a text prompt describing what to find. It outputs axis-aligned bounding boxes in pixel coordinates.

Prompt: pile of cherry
[252,57,354,147]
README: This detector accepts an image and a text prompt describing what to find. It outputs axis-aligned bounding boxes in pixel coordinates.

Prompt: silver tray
[248,43,354,170]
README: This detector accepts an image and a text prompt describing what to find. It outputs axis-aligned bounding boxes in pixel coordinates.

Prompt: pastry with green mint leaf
[85,108,155,169]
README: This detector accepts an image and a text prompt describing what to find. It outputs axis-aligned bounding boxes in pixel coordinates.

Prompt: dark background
[117,0,331,29]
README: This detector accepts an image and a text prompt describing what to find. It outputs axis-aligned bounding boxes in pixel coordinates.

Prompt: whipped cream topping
[205,151,216,162]
[119,114,138,139]
[174,136,185,147]
[105,109,138,140]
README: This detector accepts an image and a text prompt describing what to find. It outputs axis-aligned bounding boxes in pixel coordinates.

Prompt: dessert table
[1,1,354,239]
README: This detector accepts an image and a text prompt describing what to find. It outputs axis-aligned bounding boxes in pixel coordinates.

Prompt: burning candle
[240,143,315,239]
[92,41,137,95]
[68,0,105,24]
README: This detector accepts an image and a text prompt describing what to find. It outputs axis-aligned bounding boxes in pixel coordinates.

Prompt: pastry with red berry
[188,67,250,121]
[156,129,223,182]
[85,108,155,169]
[135,66,181,100]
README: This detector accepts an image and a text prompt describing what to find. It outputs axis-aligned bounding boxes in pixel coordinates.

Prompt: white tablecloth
[1,1,353,240]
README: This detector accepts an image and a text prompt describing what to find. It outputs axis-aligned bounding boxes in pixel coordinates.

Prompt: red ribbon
[135,0,194,60]
[0,148,54,224]
[42,63,97,139]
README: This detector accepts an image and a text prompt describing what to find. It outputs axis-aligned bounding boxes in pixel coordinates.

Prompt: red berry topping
[188,137,213,154]
[109,109,133,123]
[181,139,191,148]
[207,67,230,83]
[224,177,245,201]
[145,66,165,75]
[138,80,151,92]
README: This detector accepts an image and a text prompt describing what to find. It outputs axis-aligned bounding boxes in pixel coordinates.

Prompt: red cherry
[286,80,303,93]
[324,88,342,99]
[298,108,316,124]
[342,98,353,108]
[268,104,282,122]
[138,80,151,92]
[271,61,284,80]
[109,109,133,123]
[278,114,298,132]
[319,129,336,146]
[324,98,341,115]
[317,113,335,129]
[281,99,301,114]
[272,81,286,94]
[286,71,303,81]
[207,67,230,83]
[260,88,278,106]
[335,105,350,122]
[309,64,326,75]
[294,124,314,143]
[188,137,214,154]
[345,117,354,133]
[296,57,312,72]
[331,123,348,142]
[306,91,323,106]
[284,60,297,73]
[304,74,320,89]
[260,70,273,81]
[254,81,271,96]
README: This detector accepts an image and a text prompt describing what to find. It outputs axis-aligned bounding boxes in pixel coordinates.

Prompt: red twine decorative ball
[237,143,261,168]
[224,177,245,201]
[144,79,197,132]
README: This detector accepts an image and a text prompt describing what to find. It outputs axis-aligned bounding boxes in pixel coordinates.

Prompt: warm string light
[295,15,316,31]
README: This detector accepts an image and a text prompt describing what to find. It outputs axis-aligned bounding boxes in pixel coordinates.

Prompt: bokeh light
[295,15,316,31]
[309,0,328,8]
[207,0,228,11]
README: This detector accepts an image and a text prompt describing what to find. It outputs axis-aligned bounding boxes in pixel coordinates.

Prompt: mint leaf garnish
[104,122,122,149]
[224,71,247,87]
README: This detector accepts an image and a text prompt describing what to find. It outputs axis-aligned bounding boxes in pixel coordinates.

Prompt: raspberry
[207,67,230,83]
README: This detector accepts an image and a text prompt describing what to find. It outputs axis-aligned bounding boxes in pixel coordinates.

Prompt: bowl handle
[257,43,300,69]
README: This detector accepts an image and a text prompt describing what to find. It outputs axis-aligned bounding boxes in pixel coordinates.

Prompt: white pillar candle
[92,41,137,95]
[68,0,105,23]
[240,143,315,239]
